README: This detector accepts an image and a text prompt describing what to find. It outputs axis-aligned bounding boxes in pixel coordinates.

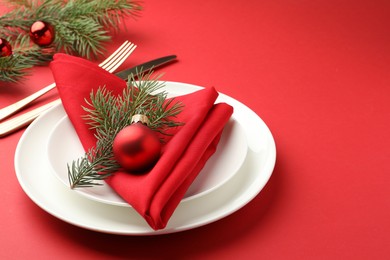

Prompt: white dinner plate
[47,111,247,206]
[15,81,276,235]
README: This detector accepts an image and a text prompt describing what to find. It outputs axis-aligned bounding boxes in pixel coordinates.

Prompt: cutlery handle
[0,99,61,137]
[0,83,56,121]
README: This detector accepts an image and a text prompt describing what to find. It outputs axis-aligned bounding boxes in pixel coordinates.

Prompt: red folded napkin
[50,53,233,230]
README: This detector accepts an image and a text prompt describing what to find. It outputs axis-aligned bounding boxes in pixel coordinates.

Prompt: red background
[1,0,390,259]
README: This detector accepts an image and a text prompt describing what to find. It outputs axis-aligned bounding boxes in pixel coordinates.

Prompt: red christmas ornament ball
[29,21,55,46]
[0,38,12,57]
[113,123,162,173]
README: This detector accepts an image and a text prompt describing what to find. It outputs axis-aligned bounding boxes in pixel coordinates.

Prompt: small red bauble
[29,21,55,46]
[113,123,162,173]
[0,38,12,57]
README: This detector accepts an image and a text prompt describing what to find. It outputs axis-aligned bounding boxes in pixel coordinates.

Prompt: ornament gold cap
[131,114,149,125]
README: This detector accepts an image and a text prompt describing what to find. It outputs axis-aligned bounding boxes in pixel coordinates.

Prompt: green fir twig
[0,0,142,82]
[68,72,183,189]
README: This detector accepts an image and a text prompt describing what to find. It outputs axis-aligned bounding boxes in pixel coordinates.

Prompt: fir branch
[68,137,120,188]
[0,0,142,82]
[59,0,142,30]
[53,17,110,59]
[0,34,54,81]
[128,75,184,134]
[0,55,31,82]
[1,0,142,51]
[68,72,183,189]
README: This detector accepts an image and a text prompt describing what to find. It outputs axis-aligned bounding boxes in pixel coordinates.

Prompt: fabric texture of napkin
[50,53,233,230]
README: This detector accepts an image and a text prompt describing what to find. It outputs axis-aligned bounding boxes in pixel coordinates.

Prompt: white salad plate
[14,81,276,235]
[47,110,248,206]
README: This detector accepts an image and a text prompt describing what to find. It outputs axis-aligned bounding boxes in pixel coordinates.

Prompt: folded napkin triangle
[50,53,233,230]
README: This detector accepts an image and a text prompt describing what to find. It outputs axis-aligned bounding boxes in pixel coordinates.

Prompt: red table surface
[1,1,390,259]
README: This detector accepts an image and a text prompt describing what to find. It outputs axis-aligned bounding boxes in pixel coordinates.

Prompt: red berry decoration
[0,38,12,57]
[113,117,162,173]
[29,21,55,46]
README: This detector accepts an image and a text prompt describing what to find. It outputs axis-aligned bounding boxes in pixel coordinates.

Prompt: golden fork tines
[0,41,136,122]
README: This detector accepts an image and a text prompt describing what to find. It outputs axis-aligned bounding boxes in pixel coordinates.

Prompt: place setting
[15,52,276,235]
[1,0,276,235]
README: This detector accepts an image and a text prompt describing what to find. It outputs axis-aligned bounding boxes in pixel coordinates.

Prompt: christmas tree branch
[0,53,32,82]
[68,72,183,189]
[0,0,142,82]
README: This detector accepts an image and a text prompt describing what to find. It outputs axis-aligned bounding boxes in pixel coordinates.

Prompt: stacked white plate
[15,82,276,235]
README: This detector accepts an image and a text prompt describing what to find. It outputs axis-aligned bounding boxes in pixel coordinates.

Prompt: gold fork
[0,41,137,137]
[0,41,136,121]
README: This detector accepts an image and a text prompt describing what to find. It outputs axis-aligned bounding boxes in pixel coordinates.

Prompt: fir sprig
[0,0,142,82]
[68,72,183,189]
[0,34,54,82]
